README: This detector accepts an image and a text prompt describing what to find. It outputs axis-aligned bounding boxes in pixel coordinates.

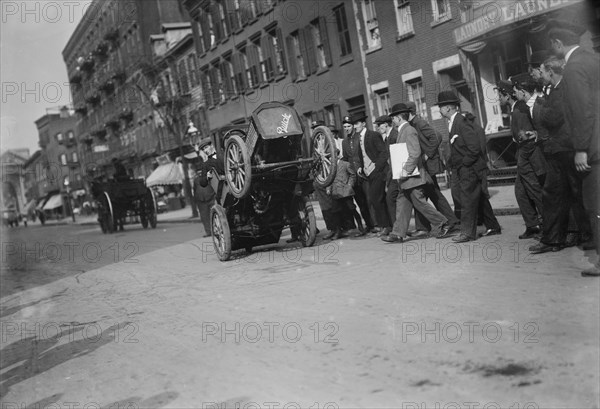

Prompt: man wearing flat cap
[341,114,375,234]
[548,19,600,276]
[437,91,498,243]
[511,73,547,239]
[352,112,391,235]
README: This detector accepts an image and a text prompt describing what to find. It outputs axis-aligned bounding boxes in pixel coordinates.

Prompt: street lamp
[186,121,201,157]
[63,177,76,222]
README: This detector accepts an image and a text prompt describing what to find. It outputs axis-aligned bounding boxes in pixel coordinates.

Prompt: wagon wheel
[224,134,252,198]
[298,197,317,247]
[211,205,232,261]
[311,125,337,188]
[99,192,115,234]
[144,188,158,228]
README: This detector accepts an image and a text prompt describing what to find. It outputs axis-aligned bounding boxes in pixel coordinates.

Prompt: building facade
[62,0,189,181]
[34,107,82,216]
[1,149,29,215]
[182,0,370,137]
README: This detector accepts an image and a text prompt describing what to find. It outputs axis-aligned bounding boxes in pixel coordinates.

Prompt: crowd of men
[314,18,599,277]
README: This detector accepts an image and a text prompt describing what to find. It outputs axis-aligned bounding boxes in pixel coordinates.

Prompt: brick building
[181,0,370,137]
[34,107,82,216]
[62,0,189,181]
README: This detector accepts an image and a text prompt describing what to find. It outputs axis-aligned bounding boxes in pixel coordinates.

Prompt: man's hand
[574,151,591,172]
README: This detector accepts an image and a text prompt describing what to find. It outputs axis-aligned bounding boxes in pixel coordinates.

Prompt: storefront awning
[146,162,184,187]
[43,194,63,210]
[453,0,583,46]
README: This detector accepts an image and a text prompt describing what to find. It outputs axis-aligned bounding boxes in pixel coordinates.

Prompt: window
[188,54,198,88]
[218,1,229,39]
[431,0,451,22]
[215,64,226,103]
[311,18,331,70]
[56,132,64,143]
[195,20,206,54]
[178,60,190,94]
[287,31,306,80]
[406,79,428,120]
[334,5,352,57]
[265,26,286,77]
[394,0,414,38]
[375,88,391,116]
[362,0,380,49]
[59,154,67,165]
[251,38,267,84]
[222,57,237,97]
[67,131,75,142]
[200,69,213,106]
[242,46,260,88]
[72,152,78,162]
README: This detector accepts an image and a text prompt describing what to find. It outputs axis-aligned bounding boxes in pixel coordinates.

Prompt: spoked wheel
[99,192,114,234]
[145,188,158,228]
[211,205,232,261]
[311,125,337,188]
[224,134,252,198]
[298,197,317,247]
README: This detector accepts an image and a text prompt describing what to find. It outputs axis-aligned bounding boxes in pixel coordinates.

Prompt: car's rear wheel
[311,125,337,188]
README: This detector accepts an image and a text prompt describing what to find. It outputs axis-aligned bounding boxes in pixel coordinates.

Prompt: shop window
[394,0,414,38]
[431,0,451,22]
[362,0,381,49]
[334,5,352,57]
[406,79,428,120]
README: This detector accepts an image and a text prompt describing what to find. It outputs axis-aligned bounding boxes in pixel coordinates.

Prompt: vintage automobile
[90,178,157,233]
[205,101,338,261]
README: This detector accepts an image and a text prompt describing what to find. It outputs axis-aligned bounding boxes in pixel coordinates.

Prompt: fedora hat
[389,103,411,116]
[435,91,460,107]
[350,112,368,123]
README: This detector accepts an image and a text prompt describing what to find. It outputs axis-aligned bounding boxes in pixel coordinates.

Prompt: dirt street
[1,216,598,408]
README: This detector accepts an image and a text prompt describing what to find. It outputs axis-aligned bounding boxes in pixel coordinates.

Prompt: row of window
[55,131,76,144]
[58,152,78,165]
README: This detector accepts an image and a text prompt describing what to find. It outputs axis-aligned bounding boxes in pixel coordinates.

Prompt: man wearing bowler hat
[548,18,600,276]
[352,112,391,235]
[341,115,375,235]
[374,114,400,225]
[437,91,499,243]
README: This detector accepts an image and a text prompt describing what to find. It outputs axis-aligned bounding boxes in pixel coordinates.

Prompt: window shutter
[240,1,250,25]
[232,52,246,91]
[276,27,287,74]
[200,12,211,51]
[211,6,222,42]
[285,36,297,81]
[261,35,274,81]
[210,66,220,103]
[333,104,342,128]
[299,27,315,75]
[221,2,231,37]
[220,61,232,99]
[248,43,261,84]
[319,17,332,66]
[226,0,239,32]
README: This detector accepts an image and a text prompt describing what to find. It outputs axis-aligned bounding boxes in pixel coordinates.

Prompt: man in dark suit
[438,91,500,243]
[374,115,399,226]
[341,115,374,235]
[528,55,591,254]
[548,20,600,276]
[511,73,547,239]
[403,101,459,237]
[352,112,391,235]
[382,104,450,242]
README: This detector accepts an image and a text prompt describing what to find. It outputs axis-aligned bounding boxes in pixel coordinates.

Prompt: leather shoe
[452,234,473,243]
[381,233,403,243]
[353,230,367,237]
[378,227,391,237]
[529,242,561,254]
[479,228,501,237]
[519,226,541,239]
[581,262,600,277]
[436,225,451,239]
[323,231,336,240]
[408,230,429,238]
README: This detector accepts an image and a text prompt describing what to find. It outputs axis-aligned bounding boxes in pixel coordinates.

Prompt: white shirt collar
[448,112,458,132]
[564,45,580,63]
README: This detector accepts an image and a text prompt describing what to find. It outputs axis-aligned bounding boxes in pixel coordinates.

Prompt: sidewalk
[39,184,519,227]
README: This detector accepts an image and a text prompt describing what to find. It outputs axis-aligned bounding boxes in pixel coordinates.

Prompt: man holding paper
[437,91,500,243]
[382,103,451,243]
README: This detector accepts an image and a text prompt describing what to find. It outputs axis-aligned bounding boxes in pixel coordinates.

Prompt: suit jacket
[539,81,573,155]
[448,113,487,172]
[561,47,600,163]
[362,129,389,175]
[410,115,443,175]
[341,132,363,174]
[531,95,550,151]
[392,122,429,190]
[510,100,547,176]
